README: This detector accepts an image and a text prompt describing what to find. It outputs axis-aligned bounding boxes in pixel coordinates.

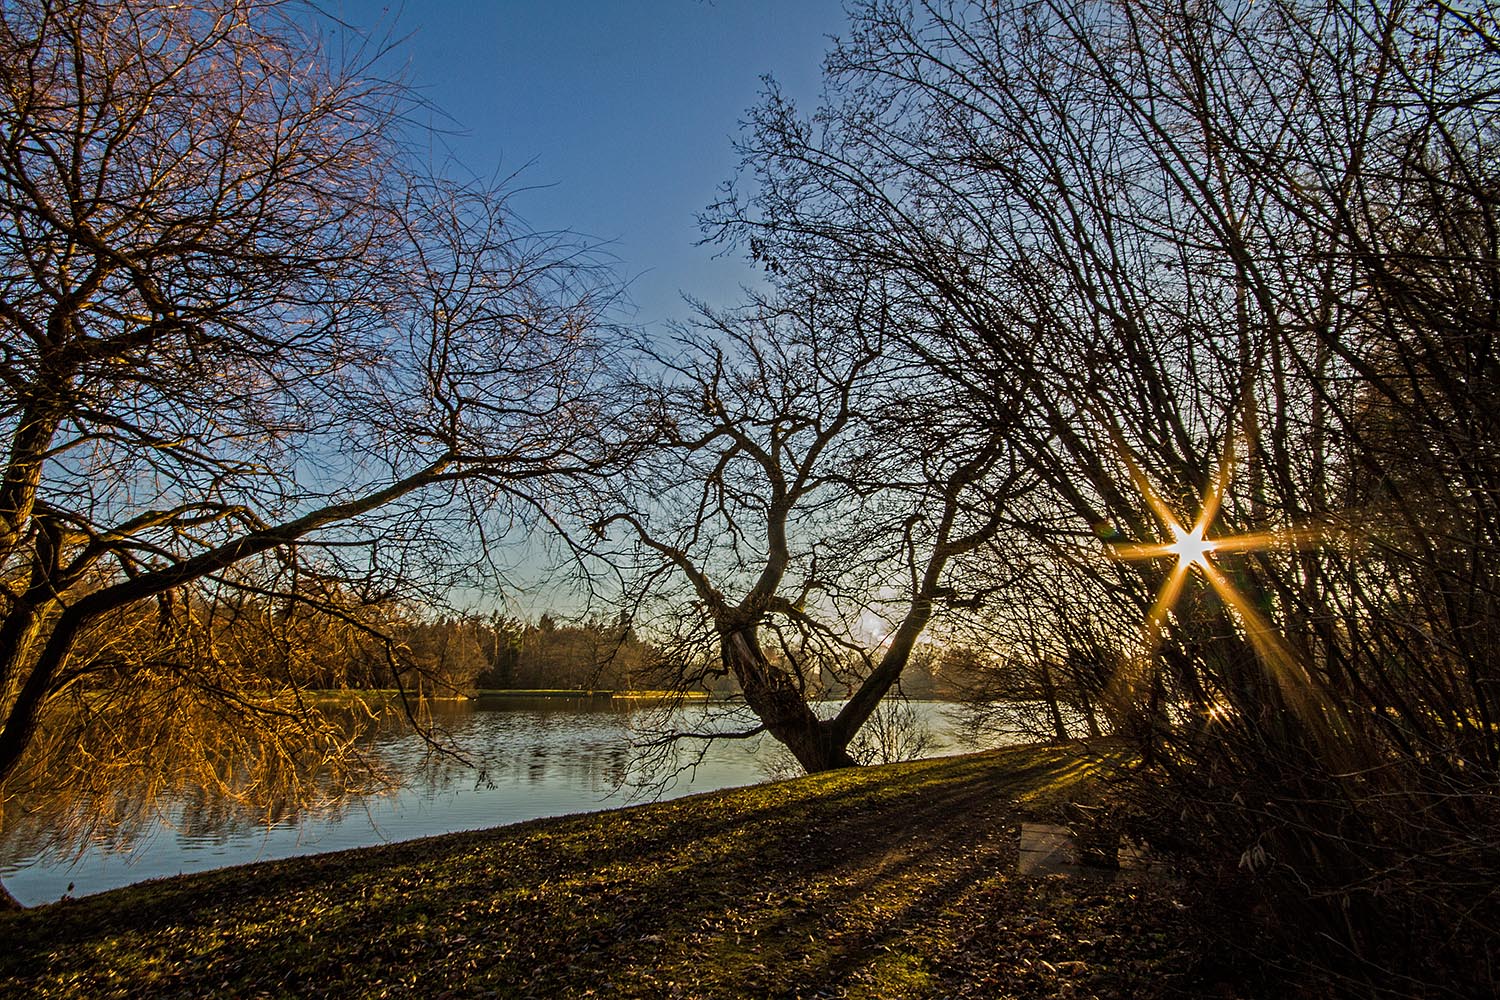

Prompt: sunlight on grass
[851,951,934,998]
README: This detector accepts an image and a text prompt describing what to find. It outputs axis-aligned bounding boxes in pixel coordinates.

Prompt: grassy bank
[0,744,1244,999]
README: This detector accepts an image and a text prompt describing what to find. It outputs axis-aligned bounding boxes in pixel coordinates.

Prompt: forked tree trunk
[722,628,855,772]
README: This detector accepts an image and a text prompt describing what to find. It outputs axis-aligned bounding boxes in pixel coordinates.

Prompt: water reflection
[0,699,988,907]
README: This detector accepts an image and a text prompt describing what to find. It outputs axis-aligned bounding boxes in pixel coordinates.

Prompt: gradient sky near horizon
[332,1,850,328]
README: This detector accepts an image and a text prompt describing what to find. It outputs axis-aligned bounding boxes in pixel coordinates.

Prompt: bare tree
[0,0,616,907]
[581,289,1023,772]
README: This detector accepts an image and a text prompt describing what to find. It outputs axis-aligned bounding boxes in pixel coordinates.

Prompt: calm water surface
[1,698,987,907]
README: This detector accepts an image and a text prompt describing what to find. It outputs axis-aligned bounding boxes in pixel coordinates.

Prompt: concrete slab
[1017,822,1153,879]
[1017,822,1078,875]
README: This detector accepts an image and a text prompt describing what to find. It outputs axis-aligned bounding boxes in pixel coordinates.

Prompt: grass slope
[0,744,1232,999]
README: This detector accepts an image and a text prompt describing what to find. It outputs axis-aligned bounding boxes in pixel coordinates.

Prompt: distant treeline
[74,579,999,701]
[473,614,663,693]
[71,579,671,696]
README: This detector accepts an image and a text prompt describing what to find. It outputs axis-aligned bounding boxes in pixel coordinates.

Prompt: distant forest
[68,579,979,700]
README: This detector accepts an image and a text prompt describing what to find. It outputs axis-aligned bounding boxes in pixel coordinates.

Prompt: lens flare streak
[1098,435,1344,743]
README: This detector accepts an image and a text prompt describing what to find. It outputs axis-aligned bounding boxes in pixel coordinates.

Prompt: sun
[1094,429,1349,747]
[1168,523,1215,569]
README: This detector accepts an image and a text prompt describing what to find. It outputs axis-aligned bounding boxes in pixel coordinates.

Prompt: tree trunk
[830,596,935,750]
[1079,690,1103,739]
[1038,660,1070,741]
[722,628,855,773]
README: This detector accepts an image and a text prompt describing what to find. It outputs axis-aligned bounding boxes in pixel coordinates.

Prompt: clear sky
[331,1,850,328]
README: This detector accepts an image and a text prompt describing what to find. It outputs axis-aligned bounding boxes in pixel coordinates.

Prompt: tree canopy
[0,0,617,906]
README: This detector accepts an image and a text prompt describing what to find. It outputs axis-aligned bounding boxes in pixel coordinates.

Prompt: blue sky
[333,1,850,327]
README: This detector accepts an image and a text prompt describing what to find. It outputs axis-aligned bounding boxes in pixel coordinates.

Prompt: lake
[0,697,1004,907]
